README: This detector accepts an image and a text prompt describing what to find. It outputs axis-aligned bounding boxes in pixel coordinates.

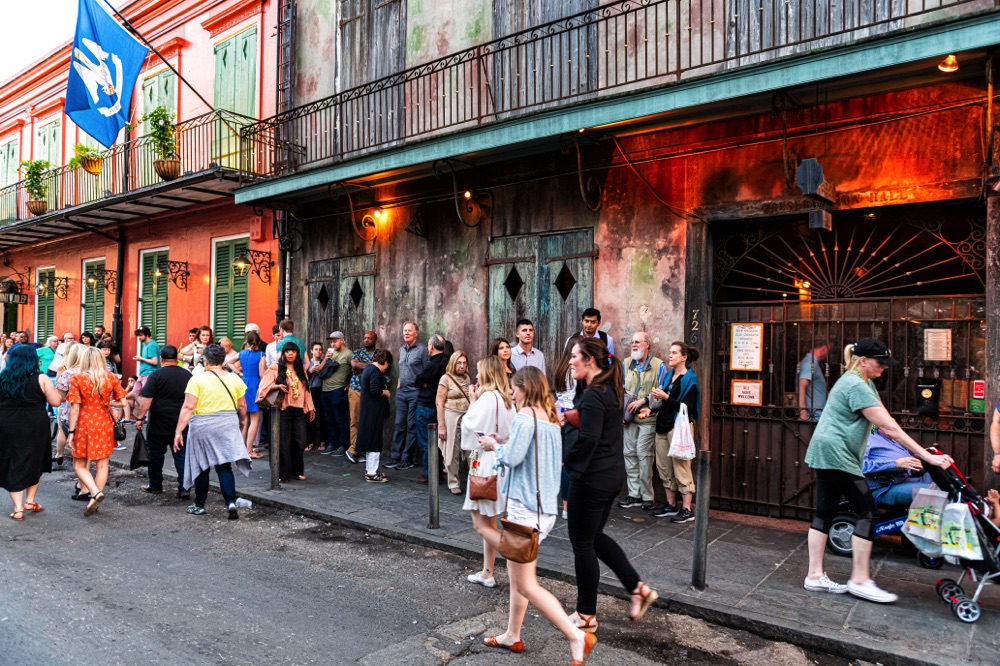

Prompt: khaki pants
[654,430,696,495]
[348,388,361,455]
[623,421,657,501]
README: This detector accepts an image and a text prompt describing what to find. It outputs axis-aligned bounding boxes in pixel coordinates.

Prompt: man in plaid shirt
[346,330,378,463]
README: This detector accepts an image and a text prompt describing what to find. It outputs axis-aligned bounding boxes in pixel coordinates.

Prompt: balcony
[0,110,259,249]
[241,0,990,179]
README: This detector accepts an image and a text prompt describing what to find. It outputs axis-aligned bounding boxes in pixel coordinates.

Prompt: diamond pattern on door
[349,279,364,308]
[317,285,331,311]
[504,267,525,301]
[554,263,576,301]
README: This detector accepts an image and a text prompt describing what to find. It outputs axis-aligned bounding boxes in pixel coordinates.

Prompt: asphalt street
[0,467,849,666]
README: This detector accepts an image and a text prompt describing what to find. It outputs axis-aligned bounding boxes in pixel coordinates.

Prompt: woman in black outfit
[564,337,658,633]
[356,349,393,483]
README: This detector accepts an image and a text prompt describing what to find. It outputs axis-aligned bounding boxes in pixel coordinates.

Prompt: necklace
[286,366,301,399]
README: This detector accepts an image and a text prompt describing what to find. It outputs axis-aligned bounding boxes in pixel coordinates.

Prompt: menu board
[923,329,952,362]
[731,380,763,406]
[730,323,764,372]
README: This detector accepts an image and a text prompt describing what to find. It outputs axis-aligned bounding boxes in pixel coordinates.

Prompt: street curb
[110,459,940,666]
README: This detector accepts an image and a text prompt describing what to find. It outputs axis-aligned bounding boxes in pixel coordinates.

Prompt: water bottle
[235,498,252,508]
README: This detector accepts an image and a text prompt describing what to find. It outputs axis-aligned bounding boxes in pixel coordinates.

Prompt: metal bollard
[428,423,440,529]
[691,448,712,590]
[269,405,281,490]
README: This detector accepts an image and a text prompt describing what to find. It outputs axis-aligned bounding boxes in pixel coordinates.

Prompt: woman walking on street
[356,349,392,483]
[258,342,316,482]
[460,356,516,589]
[436,350,475,495]
[67,348,130,517]
[238,331,266,458]
[479,367,597,664]
[803,339,952,603]
[174,344,251,519]
[0,346,63,520]
[565,338,658,633]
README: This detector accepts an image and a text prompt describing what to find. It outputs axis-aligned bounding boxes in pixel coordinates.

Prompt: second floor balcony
[240,0,993,180]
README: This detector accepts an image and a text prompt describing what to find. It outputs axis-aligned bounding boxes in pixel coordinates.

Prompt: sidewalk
[111,442,1000,666]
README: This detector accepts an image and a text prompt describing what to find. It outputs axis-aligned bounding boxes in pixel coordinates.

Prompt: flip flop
[10,510,24,521]
[23,502,44,512]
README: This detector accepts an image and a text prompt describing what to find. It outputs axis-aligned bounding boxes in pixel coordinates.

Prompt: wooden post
[685,220,713,590]
[985,195,1000,488]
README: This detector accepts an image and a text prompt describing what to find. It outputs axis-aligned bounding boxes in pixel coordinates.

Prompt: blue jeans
[390,389,419,464]
[194,463,236,507]
[415,404,437,475]
[321,388,350,451]
[873,481,930,508]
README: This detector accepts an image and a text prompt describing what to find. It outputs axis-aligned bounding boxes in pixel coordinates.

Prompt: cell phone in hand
[475,431,486,438]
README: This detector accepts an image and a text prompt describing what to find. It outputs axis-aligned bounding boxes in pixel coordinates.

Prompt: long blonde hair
[56,342,82,374]
[843,343,861,372]
[79,347,110,397]
[476,356,513,410]
[511,366,559,423]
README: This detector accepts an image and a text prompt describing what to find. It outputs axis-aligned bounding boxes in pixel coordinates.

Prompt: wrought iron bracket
[404,204,429,239]
[86,269,117,295]
[329,181,377,242]
[560,134,603,212]
[36,275,70,300]
[1,254,31,293]
[242,250,274,285]
[432,159,492,228]
[161,260,190,291]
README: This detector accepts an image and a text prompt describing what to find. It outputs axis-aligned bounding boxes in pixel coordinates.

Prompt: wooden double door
[306,254,376,347]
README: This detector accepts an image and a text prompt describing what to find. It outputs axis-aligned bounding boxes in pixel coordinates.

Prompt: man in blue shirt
[798,340,830,421]
[134,326,161,378]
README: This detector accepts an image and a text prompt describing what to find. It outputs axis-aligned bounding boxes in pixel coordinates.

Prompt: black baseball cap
[134,326,152,337]
[853,338,899,366]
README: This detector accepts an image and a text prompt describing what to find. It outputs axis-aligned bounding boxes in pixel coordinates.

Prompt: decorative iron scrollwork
[560,133,603,212]
[86,269,117,295]
[432,159,491,228]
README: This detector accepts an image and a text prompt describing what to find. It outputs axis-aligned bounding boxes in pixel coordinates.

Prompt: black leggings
[811,468,877,541]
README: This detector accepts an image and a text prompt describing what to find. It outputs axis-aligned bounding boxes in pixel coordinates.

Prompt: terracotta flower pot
[80,155,103,176]
[153,158,181,181]
[26,199,47,216]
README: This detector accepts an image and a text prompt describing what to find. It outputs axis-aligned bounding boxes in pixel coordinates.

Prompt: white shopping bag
[668,404,696,460]
[940,502,983,561]
[903,487,948,541]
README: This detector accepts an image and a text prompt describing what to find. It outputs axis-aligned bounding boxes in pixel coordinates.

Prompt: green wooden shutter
[36,121,60,208]
[36,268,55,341]
[0,140,17,222]
[83,260,106,332]
[214,37,236,111]
[235,28,257,118]
[141,71,177,186]
[139,250,169,343]
[213,239,249,348]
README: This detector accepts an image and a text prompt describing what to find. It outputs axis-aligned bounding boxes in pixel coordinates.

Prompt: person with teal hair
[0,345,62,520]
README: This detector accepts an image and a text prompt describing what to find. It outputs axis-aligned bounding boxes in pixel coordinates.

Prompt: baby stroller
[919,447,1000,623]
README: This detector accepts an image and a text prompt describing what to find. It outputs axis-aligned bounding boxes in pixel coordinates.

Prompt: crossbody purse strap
[446,373,471,405]
[209,370,238,411]
[501,409,542,531]
[96,382,118,427]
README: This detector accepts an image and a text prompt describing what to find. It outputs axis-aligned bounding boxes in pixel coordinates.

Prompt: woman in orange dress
[67,347,130,517]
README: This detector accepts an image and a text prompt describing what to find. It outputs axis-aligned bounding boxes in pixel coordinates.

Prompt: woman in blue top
[238,331,266,459]
[479,366,597,665]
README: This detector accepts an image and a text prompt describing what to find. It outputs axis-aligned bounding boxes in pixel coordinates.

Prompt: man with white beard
[618,332,666,511]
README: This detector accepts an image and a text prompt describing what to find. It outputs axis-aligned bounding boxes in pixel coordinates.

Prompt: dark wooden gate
[306,253,376,346]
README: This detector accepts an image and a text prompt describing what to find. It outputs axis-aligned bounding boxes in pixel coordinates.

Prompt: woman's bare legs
[244,411,261,454]
[73,457,100,496]
[471,510,500,578]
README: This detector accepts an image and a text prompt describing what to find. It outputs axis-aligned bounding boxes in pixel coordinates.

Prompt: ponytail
[574,337,624,408]
[844,343,860,371]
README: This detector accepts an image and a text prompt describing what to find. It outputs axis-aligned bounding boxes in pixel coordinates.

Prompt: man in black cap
[133,344,191,498]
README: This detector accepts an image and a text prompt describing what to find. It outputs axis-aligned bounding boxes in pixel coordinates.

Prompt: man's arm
[798,377,811,421]
[134,395,153,422]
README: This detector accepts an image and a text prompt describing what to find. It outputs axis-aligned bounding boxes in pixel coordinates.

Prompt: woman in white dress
[461,355,516,588]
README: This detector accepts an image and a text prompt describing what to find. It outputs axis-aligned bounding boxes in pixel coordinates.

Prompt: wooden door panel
[307,259,339,344]
[487,235,538,350]
[540,229,594,372]
[336,254,375,347]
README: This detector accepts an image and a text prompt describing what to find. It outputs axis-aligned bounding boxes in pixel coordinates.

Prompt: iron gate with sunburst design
[709,205,986,519]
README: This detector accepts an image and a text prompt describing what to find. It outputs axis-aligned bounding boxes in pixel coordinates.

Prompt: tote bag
[668,404,696,460]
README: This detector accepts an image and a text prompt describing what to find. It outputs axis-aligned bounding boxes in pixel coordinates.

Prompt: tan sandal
[630,582,659,621]
[569,611,598,633]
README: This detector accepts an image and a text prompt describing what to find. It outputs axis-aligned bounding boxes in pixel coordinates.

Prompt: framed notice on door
[731,380,763,406]
[730,323,764,372]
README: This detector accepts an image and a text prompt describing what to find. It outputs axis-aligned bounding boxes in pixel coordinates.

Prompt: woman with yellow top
[174,344,251,519]
[258,342,316,482]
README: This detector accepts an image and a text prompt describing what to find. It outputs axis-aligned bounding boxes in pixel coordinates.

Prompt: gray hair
[429,334,446,351]
[202,343,227,367]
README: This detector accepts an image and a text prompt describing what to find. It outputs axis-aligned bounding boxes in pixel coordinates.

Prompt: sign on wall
[0,293,28,305]
[730,323,764,372]
[731,379,763,406]
[923,328,952,362]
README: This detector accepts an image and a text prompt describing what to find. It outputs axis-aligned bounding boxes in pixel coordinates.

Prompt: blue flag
[65,0,147,149]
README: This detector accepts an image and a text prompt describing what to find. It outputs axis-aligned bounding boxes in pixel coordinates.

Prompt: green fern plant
[20,160,51,200]
[141,106,178,160]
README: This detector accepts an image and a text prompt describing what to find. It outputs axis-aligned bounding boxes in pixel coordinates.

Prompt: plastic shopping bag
[940,502,983,561]
[903,487,948,540]
[668,404,696,460]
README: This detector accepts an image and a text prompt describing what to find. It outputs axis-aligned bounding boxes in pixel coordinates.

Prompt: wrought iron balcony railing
[241,0,987,178]
[0,109,259,227]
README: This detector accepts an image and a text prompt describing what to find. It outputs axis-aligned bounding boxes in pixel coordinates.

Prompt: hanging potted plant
[142,106,180,181]
[20,160,51,216]
[68,143,103,176]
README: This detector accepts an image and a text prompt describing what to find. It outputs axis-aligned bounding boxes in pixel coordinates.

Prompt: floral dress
[67,372,126,460]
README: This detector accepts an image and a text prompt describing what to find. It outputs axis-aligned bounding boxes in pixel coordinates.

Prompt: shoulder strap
[209,370,238,411]
[446,373,471,405]
[533,410,541,530]
[95,376,119,427]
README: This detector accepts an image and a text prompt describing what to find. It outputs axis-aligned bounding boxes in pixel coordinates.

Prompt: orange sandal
[24,502,44,512]
[10,510,24,521]
[629,582,659,621]
[571,631,597,665]
[483,635,525,653]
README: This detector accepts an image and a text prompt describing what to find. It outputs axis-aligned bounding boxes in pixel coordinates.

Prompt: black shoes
[652,503,678,518]
[671,508,695,523]
[618,496,642,508]
[141,485,163,494]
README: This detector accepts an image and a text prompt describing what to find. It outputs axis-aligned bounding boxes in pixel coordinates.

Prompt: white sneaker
[467,571,496,588]
[846,579,897,604]
[803,573,848,594]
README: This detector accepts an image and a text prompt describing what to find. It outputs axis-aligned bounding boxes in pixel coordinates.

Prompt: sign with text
[973,380,985,400]
[730,323,764,372]
[0,292,28,305]
[731,379,763,406]
[923,328,952,362]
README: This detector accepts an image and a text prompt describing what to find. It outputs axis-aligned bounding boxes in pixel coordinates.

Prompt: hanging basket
[153,158,181,181]
[26,200,47,216]
[80,155,103,176]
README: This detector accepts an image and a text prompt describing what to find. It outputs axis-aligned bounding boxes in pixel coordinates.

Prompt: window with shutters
[35,267,55,342]
[82,259,106,333]
[0,139,17,222]
[140,70,177,185]
[139,249,169,344]
[36,120,60,208]
[213,27,257,166]
[212,238,249,349]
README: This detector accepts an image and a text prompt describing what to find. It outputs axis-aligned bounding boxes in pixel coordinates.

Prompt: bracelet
[68,429,75,434]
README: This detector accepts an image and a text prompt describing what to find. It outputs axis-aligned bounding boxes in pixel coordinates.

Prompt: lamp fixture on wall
[86,269,117,295]
[36,275,69,300]
[158,260,190,291]
[0,257,31,293]
[938,55,959,73]
[232,250,273,284]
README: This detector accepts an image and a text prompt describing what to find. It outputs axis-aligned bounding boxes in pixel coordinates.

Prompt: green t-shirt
[322,347,353,391]
[804,371,882,476]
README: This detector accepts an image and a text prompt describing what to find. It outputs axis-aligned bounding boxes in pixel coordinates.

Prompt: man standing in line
[386,322,428,470]
[618,332,665,511]
[510,319,545,372]
[265,324,284,369]
[133,326,161,391]
[52,332,76,369]
[412,335,448,483]
[564,307,615,356]
[37,336,59,378]
[277,319,306,359]
[317,331,353,457]
[346,330,378,464]
[134,345,191,498]
[798,339,830,421]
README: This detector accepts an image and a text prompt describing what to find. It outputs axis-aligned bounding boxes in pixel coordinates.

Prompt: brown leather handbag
[468,393,499,501]
[498,412,541,564]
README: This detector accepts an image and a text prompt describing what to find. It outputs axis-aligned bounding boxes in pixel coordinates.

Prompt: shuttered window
[36,121,61,208]
[35,267,55,342]
[139,250,169,343]
[82,259,106,333]
[0,140,17,222]
[213,27,257,166]
[213,238,249,348]
[140,70,177,185]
